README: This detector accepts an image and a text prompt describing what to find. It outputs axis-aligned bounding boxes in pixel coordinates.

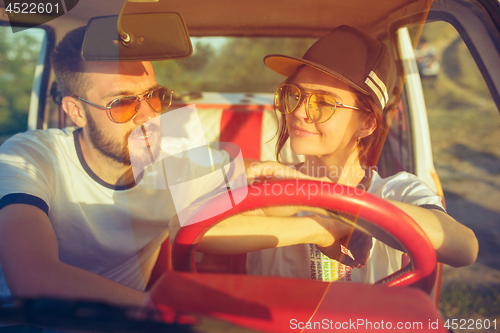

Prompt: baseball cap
[264,25,397,114]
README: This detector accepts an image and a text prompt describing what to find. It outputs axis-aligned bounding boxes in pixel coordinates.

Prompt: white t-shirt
[246,170,445,284]
[0,127,230,300]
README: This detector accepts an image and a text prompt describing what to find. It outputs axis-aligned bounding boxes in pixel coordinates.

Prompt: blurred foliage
[420,21,499,155]
[418,22,494,112]
[0,27,44,136]
[153,37,315,93]
[440,282,500,319]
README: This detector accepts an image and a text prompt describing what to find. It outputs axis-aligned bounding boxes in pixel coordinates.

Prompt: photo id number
[5,2,60,15]
[444,318,497,330]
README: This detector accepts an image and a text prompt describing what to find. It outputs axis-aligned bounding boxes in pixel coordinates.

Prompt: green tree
[0,27,44,137]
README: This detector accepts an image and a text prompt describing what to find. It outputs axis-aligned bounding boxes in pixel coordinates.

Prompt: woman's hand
[338,228,372,268]
[246,161,330,184]
[311,214,372,268]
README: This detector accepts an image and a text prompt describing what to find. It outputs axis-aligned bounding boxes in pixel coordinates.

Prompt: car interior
[1,0,499,331]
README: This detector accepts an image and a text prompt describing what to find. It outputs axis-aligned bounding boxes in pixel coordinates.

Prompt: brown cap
[264,25,396,114]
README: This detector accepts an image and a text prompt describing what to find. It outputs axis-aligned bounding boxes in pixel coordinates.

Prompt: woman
[196,26,478,283]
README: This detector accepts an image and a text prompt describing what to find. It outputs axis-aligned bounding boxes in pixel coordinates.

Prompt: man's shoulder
[0,127,78,156]
[0,127,81,206]
[3,127,78,143]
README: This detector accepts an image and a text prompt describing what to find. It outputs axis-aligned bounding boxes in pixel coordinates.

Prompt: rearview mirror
[82,13,193,61]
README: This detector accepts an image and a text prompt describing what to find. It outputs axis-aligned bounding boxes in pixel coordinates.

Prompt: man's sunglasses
[275,83,365,123]
[77,86,173,123]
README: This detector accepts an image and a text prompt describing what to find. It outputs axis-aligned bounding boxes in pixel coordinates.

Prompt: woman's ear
[61,96,87,127]
[357,113,377,139]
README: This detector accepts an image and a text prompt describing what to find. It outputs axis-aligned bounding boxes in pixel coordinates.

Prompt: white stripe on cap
[369,71,389,103]
[365,77,386,109]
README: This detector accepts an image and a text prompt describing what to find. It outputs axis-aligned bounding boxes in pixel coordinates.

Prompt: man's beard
[84,108,161,167]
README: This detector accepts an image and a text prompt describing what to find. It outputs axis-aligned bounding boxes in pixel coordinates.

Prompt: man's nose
[133,99,158,125]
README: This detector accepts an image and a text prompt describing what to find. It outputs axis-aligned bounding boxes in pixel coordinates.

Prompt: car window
[0,25,45,145]
[415,20,500,322]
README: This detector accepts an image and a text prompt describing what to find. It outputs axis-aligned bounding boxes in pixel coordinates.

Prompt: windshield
[153,37,315,94]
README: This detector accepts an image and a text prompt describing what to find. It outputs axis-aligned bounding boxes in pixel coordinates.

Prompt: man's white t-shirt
[0,127,230,300]
[246,170,445,284]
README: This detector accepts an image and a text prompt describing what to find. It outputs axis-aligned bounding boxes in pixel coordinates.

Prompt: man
[0,26,336,312]
[0,26,205,307]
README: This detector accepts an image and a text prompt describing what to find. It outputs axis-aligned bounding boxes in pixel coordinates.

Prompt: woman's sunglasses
[77,86,173,123]
[275,83,364,123]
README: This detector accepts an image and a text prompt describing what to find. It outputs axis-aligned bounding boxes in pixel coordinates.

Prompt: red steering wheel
[172,180,437,293]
